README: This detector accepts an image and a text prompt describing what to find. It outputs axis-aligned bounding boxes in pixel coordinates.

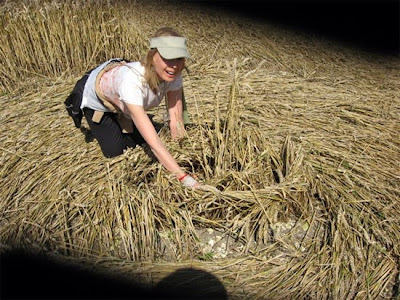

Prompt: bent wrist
[173,169,186,179]
[178,173,188,182]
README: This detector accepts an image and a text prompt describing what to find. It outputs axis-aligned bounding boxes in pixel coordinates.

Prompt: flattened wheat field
[0,1,399,299]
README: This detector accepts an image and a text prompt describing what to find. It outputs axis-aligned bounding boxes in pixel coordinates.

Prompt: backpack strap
[93,59,133,133]
[95,60,127,112]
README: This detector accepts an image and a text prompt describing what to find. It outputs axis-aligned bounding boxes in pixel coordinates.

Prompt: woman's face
[153,51,185,82]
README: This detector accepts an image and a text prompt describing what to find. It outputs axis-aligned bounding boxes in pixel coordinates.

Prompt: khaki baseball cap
[150,36,191,59]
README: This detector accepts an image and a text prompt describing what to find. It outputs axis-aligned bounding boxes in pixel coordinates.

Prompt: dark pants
[70,71,146,158]
[83,108,145,158]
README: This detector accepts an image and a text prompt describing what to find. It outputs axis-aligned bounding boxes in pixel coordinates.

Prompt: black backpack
[64,73,89,128]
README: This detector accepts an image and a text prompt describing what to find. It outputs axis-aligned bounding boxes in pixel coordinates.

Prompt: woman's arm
[166,88,185,139]
[126,103,198,187]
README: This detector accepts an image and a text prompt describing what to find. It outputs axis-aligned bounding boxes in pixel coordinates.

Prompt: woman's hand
[178,173,200,189]
[177,173,219,192]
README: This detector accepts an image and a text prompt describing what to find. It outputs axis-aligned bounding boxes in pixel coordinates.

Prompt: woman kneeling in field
[65,27,200,189]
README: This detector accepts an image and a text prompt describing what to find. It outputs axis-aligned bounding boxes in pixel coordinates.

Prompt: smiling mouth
[166,70,175,75]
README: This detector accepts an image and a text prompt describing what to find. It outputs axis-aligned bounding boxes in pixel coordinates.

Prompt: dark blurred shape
[1,248,228,300]
[153,267,228,299]
[0,248,151,299]
[178,0,399,55]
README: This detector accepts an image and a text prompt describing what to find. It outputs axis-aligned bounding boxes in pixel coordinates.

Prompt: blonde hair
[142,27,185,92]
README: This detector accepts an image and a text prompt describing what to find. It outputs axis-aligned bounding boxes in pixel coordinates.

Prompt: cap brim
[158,47,191,60]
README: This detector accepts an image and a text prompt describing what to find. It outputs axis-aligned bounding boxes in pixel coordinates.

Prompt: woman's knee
[99,144,125,158]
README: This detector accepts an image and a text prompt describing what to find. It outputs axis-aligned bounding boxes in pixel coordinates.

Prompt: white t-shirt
[81,60,183,117]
